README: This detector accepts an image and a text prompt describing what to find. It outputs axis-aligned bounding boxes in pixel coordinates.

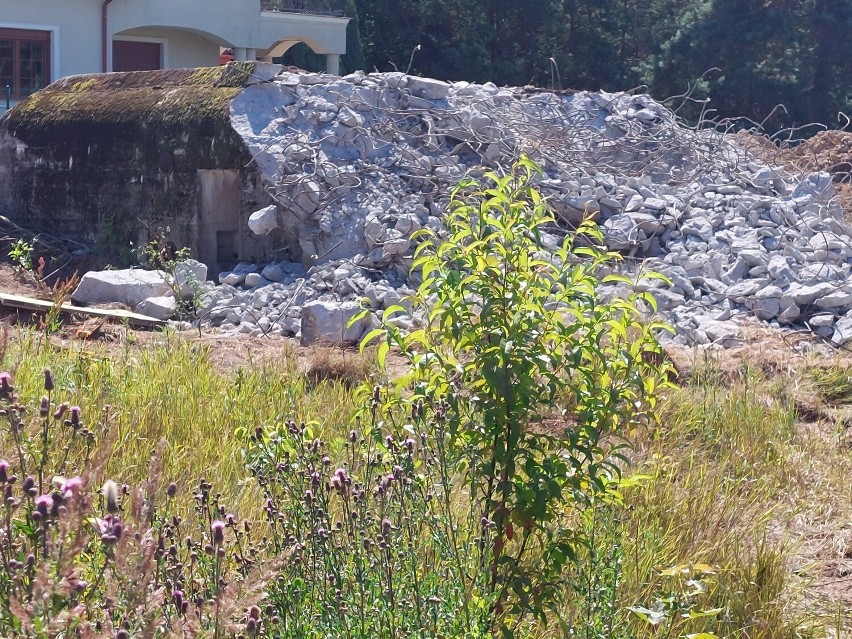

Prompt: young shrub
[358,155,672,635]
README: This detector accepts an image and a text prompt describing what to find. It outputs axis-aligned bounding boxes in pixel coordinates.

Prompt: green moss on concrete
[4,62,255,135]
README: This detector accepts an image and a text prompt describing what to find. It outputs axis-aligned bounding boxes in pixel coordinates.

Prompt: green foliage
[8,239,34,273]
[241,405,493,639]
[342,0,367,73]
[0,374,278,637]
[807,365,852,405]
[140,227,200,320]
[353,0,852,131]
[359,156,672,633]
[0,325,831,637]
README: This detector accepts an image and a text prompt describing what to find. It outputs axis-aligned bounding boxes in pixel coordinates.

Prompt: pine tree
[340,0,367,74]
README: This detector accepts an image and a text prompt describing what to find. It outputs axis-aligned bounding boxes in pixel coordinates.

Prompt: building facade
[0,0,348,109]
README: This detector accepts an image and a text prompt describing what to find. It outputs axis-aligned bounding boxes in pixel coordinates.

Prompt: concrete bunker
[0,63,286,274]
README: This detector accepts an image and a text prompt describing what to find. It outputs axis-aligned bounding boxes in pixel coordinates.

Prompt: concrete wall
[0,124,278,272]
[0,67,285,272]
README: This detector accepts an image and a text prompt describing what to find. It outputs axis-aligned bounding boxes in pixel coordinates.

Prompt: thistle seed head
[102,480,120,514]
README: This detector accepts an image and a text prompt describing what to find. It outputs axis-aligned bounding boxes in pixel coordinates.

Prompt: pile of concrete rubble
[73,69,851,347]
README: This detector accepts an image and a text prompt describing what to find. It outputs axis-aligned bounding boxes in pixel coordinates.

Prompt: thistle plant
[0,370,279,638]
[241,397,492,639]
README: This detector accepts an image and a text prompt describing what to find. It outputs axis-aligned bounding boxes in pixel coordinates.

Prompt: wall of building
[0,0,101,80]
[259,12,348,57]
[113,28,221,69]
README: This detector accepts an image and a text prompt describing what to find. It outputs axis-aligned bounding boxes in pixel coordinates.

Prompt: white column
[325,54,341,76]
[234,47,248,61]
[246,48,257,61]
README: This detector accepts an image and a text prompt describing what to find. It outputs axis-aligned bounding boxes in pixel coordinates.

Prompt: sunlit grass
[0,330,361,518]
[1,329,848,637]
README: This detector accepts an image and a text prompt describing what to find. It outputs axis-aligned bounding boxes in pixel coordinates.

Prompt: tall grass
[0,330,844,637]
[0,332,361,518]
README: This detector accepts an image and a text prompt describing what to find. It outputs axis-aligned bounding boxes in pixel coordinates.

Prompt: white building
[0,0,348,109]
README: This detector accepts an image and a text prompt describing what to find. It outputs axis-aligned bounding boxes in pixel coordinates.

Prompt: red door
[112,40,162,72]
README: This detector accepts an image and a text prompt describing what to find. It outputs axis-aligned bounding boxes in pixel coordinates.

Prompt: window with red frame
[0,28,51,101]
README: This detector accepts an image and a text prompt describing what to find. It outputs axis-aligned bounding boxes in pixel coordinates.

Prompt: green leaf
[359,328,385,352]
[383,304,409,319]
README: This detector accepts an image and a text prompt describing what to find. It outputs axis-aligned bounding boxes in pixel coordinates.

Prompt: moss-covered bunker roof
[2,62,255,137]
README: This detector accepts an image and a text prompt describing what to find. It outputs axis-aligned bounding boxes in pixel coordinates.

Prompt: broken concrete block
[72,269,172,308]
[174,259,208,299]
[406,76,450,100]
[248,205,280,235]
[260,263,285,282]
[136,295,177,320]
[300,300,371,346]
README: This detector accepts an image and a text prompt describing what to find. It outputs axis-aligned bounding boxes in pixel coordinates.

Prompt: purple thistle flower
[93,517,111,535]
[211,520,226,545]
[0,459,9,483]
[34,494,52,517]
[22,476,36,497]
[381,518,393,536]
[0,372,12,396]
[69,406,82,429]
[43,368,54,392]
[53,402,68,420]
[60,476,83,498]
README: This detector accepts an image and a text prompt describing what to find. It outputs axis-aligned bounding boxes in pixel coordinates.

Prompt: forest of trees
[280,0,851,133]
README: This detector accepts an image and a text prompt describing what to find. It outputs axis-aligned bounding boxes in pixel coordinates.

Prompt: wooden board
[0,292,166,329]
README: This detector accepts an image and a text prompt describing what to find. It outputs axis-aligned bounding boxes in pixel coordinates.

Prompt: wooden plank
[0,292,166,328]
